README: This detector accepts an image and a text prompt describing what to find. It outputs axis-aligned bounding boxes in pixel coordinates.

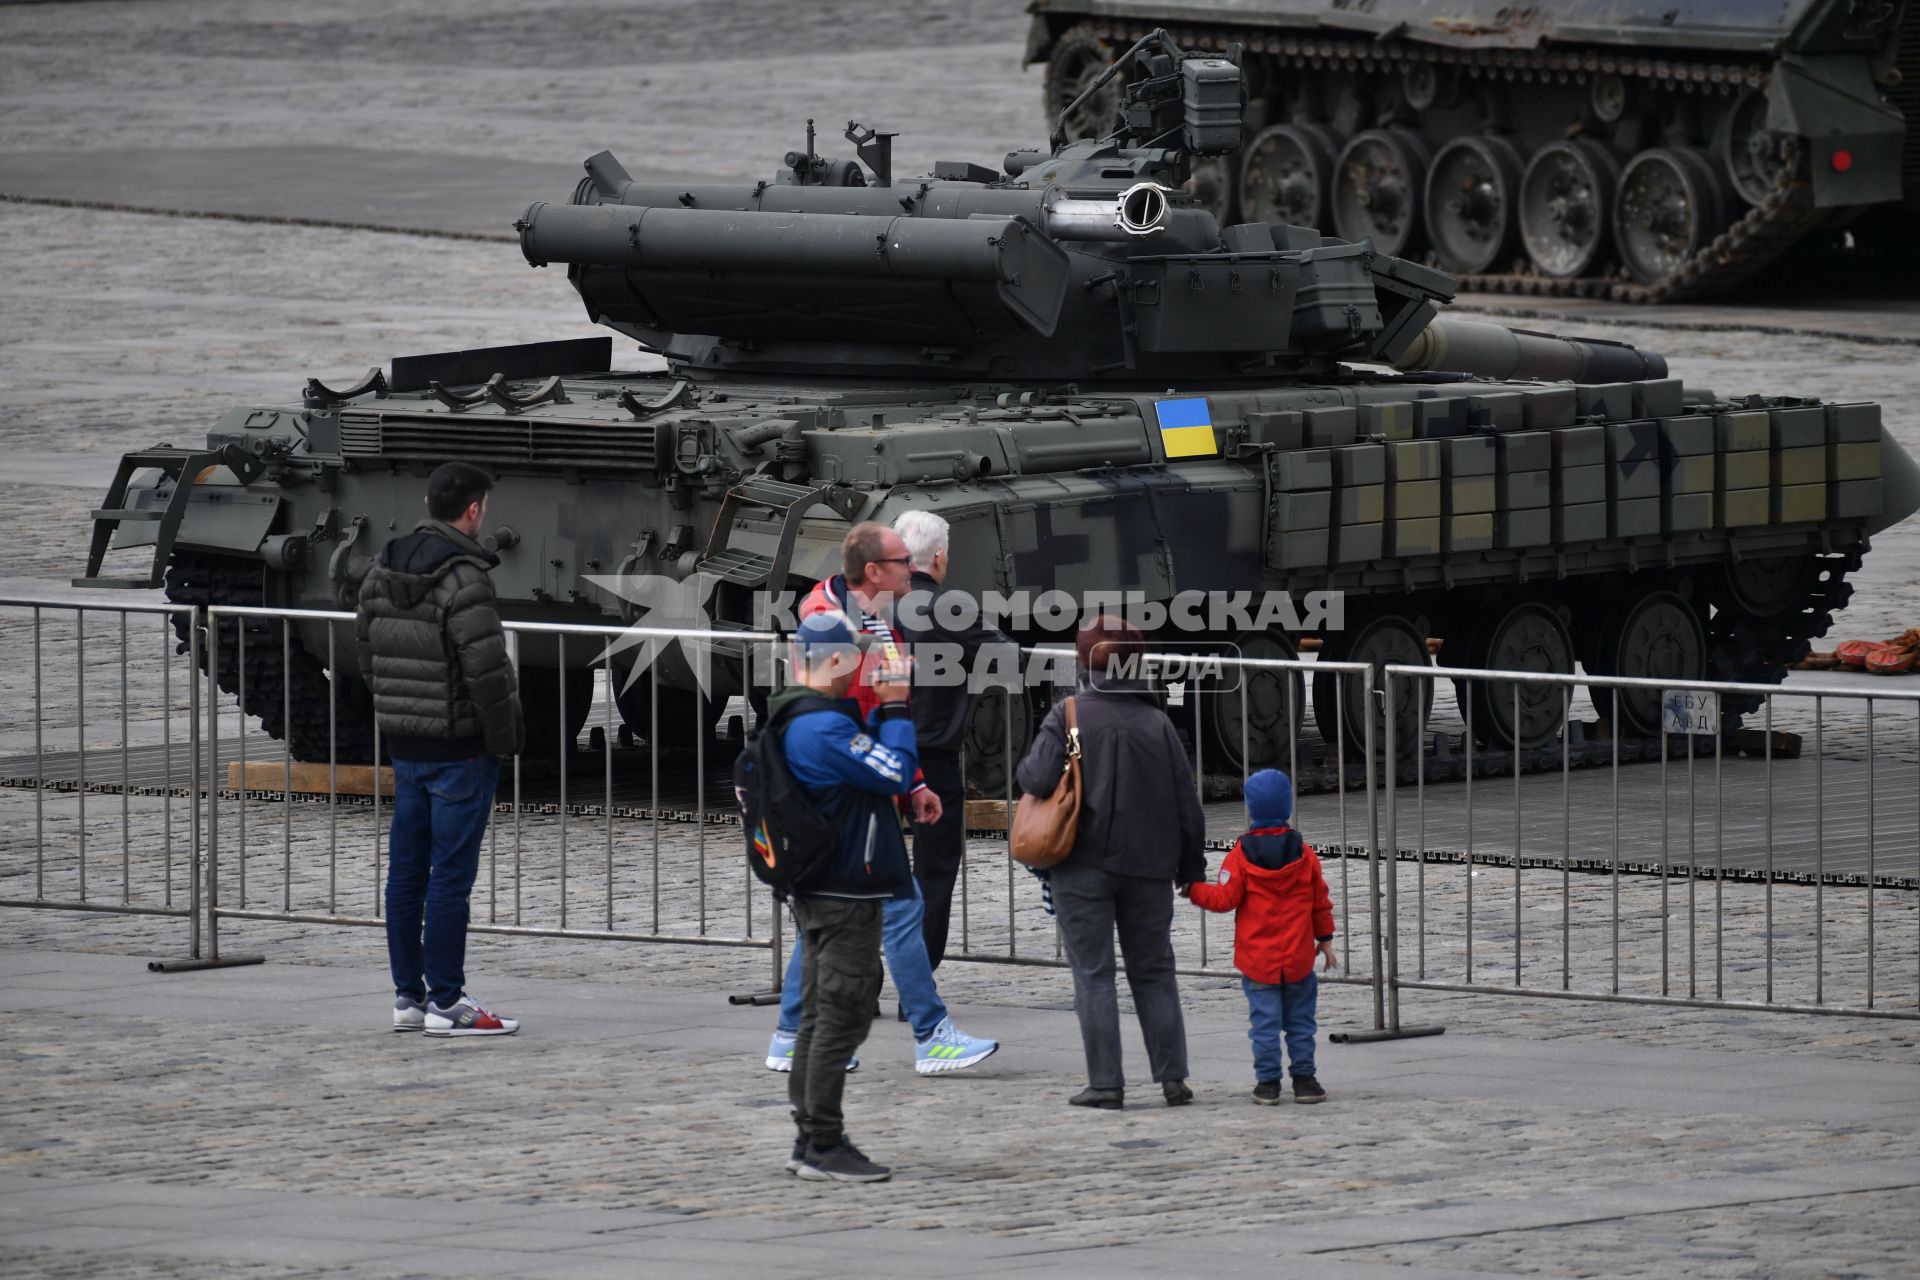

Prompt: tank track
[164,551,378,764]
[1706,549,1859,723]
[1455,170,1822,305]
[1055,19,1810,302]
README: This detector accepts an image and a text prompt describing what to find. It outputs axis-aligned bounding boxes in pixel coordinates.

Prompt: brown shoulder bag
[1010,698,1081,869]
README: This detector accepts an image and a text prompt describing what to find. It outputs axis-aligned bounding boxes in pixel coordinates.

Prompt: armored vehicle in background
[1029,1,1919,299]
[76,31,1917,788]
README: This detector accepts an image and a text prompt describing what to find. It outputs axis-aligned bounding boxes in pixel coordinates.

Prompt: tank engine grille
[337,411,660,471]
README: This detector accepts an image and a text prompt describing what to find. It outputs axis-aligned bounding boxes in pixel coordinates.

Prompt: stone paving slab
[2,933,1916,1278]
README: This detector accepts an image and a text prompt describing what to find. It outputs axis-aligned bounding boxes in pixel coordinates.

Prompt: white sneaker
[423,995,519,1037]
[766,1030,797,1071]
[914,1016,999,1075]
[392,996,426,1033]
[764,1030,857,1073]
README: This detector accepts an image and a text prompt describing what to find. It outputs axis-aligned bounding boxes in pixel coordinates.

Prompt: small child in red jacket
[1185,769,1336,1105]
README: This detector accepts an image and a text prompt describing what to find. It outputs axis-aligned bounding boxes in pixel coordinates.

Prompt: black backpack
[734,696,853,901]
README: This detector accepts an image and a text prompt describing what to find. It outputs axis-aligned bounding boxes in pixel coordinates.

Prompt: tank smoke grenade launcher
[74,30,1920,784]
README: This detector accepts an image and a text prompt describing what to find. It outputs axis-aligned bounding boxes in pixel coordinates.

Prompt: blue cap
[793,610,861,655]
[1245,768,1293,828]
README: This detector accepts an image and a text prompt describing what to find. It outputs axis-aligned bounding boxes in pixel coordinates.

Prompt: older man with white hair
[892,509,1016,971]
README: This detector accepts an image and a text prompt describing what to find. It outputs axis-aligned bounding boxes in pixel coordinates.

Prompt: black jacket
[354,520,523,760]
[1015,674,1207,884]
[894,570,1016,753]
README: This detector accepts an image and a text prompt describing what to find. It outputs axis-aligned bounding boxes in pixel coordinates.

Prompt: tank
[74,32,1919,788]
[1028,1,1920,299]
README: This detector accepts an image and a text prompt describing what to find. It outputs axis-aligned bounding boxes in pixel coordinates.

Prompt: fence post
[1332,666,1444,1044]
[151,607,264,973]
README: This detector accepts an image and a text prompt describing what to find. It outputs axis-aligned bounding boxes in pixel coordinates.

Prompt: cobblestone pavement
[1,917,1916,1279]
[5,5,1920,1274]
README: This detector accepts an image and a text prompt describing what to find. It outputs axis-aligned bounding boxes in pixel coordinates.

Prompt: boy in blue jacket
[773,610,919,1183]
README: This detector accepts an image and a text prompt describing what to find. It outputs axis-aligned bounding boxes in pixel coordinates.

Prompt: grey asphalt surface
[3,2,1919,1277]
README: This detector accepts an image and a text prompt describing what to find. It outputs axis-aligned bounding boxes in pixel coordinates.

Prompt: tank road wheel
[1424,136,1524,275]
[1205,631,1304,775]
[1612,147,1727,287]
[1459,603,1575,751]
[1332,128,1433,258]
[1184,152,1239,224]
[1240,123,1342,230]
[1718,89,1792,208]
[1720,555,1817,620]
[963,684,1037,800]
[1313,614,1433,757]
[519,665,595,763]
[1520,140,1620,279]
[1589,591,1706,739]
[1045,25,1124,142]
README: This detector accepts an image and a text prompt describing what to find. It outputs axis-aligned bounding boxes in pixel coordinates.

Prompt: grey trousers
[1050,859,1189,1091]
[788,895,883,1147]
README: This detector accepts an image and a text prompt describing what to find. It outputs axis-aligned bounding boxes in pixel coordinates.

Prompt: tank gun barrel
[521,201,1046,281]
[517,200,1072,341]
[1390,316,1667,383]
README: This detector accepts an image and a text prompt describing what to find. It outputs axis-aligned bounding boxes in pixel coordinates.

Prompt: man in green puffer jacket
[354,461,524,1039]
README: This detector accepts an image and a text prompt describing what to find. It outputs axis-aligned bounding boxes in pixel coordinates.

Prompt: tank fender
[1767,55,1904,208]
[172,484,282,558]
[1023,12,1059,65]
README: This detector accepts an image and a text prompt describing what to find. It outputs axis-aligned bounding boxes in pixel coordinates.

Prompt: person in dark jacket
[1015,615,1207,1110]
[768,524,998,1076]
[775,609,918,1183]
[354,461,524,1038]
[1186,769,1337,1105]
[892,509,1017,970]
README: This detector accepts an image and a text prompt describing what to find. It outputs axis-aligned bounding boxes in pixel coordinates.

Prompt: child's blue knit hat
[1245,769,1293,827]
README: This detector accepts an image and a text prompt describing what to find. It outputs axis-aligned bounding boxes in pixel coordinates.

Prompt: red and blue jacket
[1187,826,1335,985]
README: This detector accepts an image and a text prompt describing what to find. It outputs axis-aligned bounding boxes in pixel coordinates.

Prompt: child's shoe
[1292,1073,1327,1104]
[1252,1079,1283,1105]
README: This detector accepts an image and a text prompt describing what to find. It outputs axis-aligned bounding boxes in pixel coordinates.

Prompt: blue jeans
[1244,972,1318,1081]
[780,877,947,1041]
[386,755,500,1010]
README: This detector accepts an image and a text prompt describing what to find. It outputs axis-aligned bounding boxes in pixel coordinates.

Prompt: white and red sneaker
[423,995,520,1038]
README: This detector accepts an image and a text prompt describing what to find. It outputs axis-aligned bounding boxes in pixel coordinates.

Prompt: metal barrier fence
[1378,662,1920,1026]
[199,604,789,993]
[0,599,206,963]
[956,652,1387,1015]
[4,594,1913,1028]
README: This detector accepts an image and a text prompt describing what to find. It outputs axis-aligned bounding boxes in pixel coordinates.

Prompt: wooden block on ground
[965,798,1011,832]
[229,760,394,796]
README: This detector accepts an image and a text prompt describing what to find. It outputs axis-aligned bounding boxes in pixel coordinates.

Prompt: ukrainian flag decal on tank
[1154,397,1217,459]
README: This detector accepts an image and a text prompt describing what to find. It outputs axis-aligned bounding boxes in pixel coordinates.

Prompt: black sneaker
[785,1130,808,1174]
[797,1139,891,1183]
[1162,1079,1194,1107]
[1293,1074,1327,1104]
[1252,1079,1283,1105]
[1068,1086,1124,1110]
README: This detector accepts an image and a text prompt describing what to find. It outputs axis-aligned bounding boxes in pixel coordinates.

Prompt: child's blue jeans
[1243,972,1317,1081]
